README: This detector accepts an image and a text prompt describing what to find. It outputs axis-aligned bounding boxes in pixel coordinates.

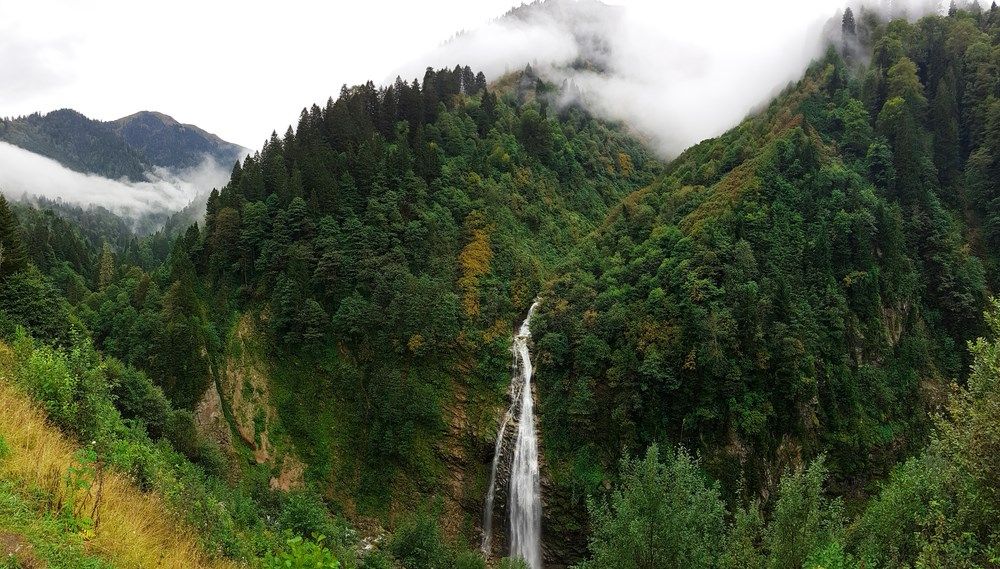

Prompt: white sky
[1,0,861,151]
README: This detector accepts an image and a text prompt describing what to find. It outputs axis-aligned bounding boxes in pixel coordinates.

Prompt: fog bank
[397,0,945,157]
[0,141,231,218]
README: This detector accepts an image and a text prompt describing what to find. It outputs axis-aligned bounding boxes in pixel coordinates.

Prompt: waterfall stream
[481,301,542,568]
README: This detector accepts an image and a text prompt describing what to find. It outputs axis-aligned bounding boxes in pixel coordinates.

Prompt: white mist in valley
[0,141,234,218]
[398,0,944,157]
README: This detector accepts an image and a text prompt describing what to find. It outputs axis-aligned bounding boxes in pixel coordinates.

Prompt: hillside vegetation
[0,3,997,568]
[536,0,997,496]
[0,341,234,568]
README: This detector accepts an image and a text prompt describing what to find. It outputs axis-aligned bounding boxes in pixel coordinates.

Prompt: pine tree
[931,77,961,185]
[204,188,220,235]
[230,159,243,185]
[842,7,856,36]
[949,0,958,16]
[876,58,930,200]
[299,298,329,346]
[969,0,983,18]
[0,194,28,279]
[460,65,476,95]
[97,242,115,290]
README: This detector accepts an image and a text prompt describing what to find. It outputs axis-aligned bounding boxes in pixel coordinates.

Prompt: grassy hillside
[0,342,234,568]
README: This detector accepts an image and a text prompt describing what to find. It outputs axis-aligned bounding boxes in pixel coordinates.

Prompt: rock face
[195,313,304,491]
[194,379,233,451]
[481,406,519,558]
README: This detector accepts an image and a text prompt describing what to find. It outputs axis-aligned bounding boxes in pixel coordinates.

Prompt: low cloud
[397,0,944,157]
[0,141,231,218]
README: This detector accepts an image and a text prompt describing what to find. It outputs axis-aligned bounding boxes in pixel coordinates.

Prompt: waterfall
[481,301,542,568]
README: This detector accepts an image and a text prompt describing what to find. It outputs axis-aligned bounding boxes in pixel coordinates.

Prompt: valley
[0,1,998,568]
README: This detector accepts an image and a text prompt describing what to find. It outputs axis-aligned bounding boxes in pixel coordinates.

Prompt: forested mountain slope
[0,109,150,181]
[188,64,658,539]
[0,63,660,565]
[109,111,246,170]
[0,108,246,181]
[0,3,997,568]
[534,3,999,560]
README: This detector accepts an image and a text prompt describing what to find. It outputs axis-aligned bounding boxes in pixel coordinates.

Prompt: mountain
[0,108,149,181]
[500,0,621,71]
[534,5,1000,566]
[0,108,247,181]
[0,3,997,569]
[109,110,246,170]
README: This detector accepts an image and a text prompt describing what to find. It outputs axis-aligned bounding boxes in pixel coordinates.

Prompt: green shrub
[577,445,726,569]
[389,506,452,569]
[804,541,854,569]
[164,409,200,459]
[106,360,171,438]
[278,491,342,541]
[16,338,77,428]
[454,550,487,569]
[764,457,844,569]
[358,549,395,569]
[264,535,340,569]
[71,355,118,442]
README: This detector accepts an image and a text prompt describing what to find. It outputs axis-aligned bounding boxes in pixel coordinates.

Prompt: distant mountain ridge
[0,108,247,181]
[109,111,246,171]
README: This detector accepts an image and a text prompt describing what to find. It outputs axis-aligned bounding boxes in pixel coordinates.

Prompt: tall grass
[0,341,237,569]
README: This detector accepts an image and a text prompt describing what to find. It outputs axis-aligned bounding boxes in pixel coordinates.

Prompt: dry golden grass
[0,342,239,569]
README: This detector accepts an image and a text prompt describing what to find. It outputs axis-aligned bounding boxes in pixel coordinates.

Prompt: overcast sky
[2,0,873,150]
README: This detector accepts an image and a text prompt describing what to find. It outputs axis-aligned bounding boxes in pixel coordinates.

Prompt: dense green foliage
[189,63,656,513]
[0,4,997,568]
[0,207,481,568]
[0,61,656,566]
[576,445,727,569]
[533,7,999,518]
[576,296,1000,568]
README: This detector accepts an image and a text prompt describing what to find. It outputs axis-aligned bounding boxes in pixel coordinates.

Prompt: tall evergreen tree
[97,242,115,290]
[931,76,961,186]
[0,194,28,279]
[842,7,856,36]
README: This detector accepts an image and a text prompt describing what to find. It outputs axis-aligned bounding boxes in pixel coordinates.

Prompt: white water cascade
[481,300,543,568]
